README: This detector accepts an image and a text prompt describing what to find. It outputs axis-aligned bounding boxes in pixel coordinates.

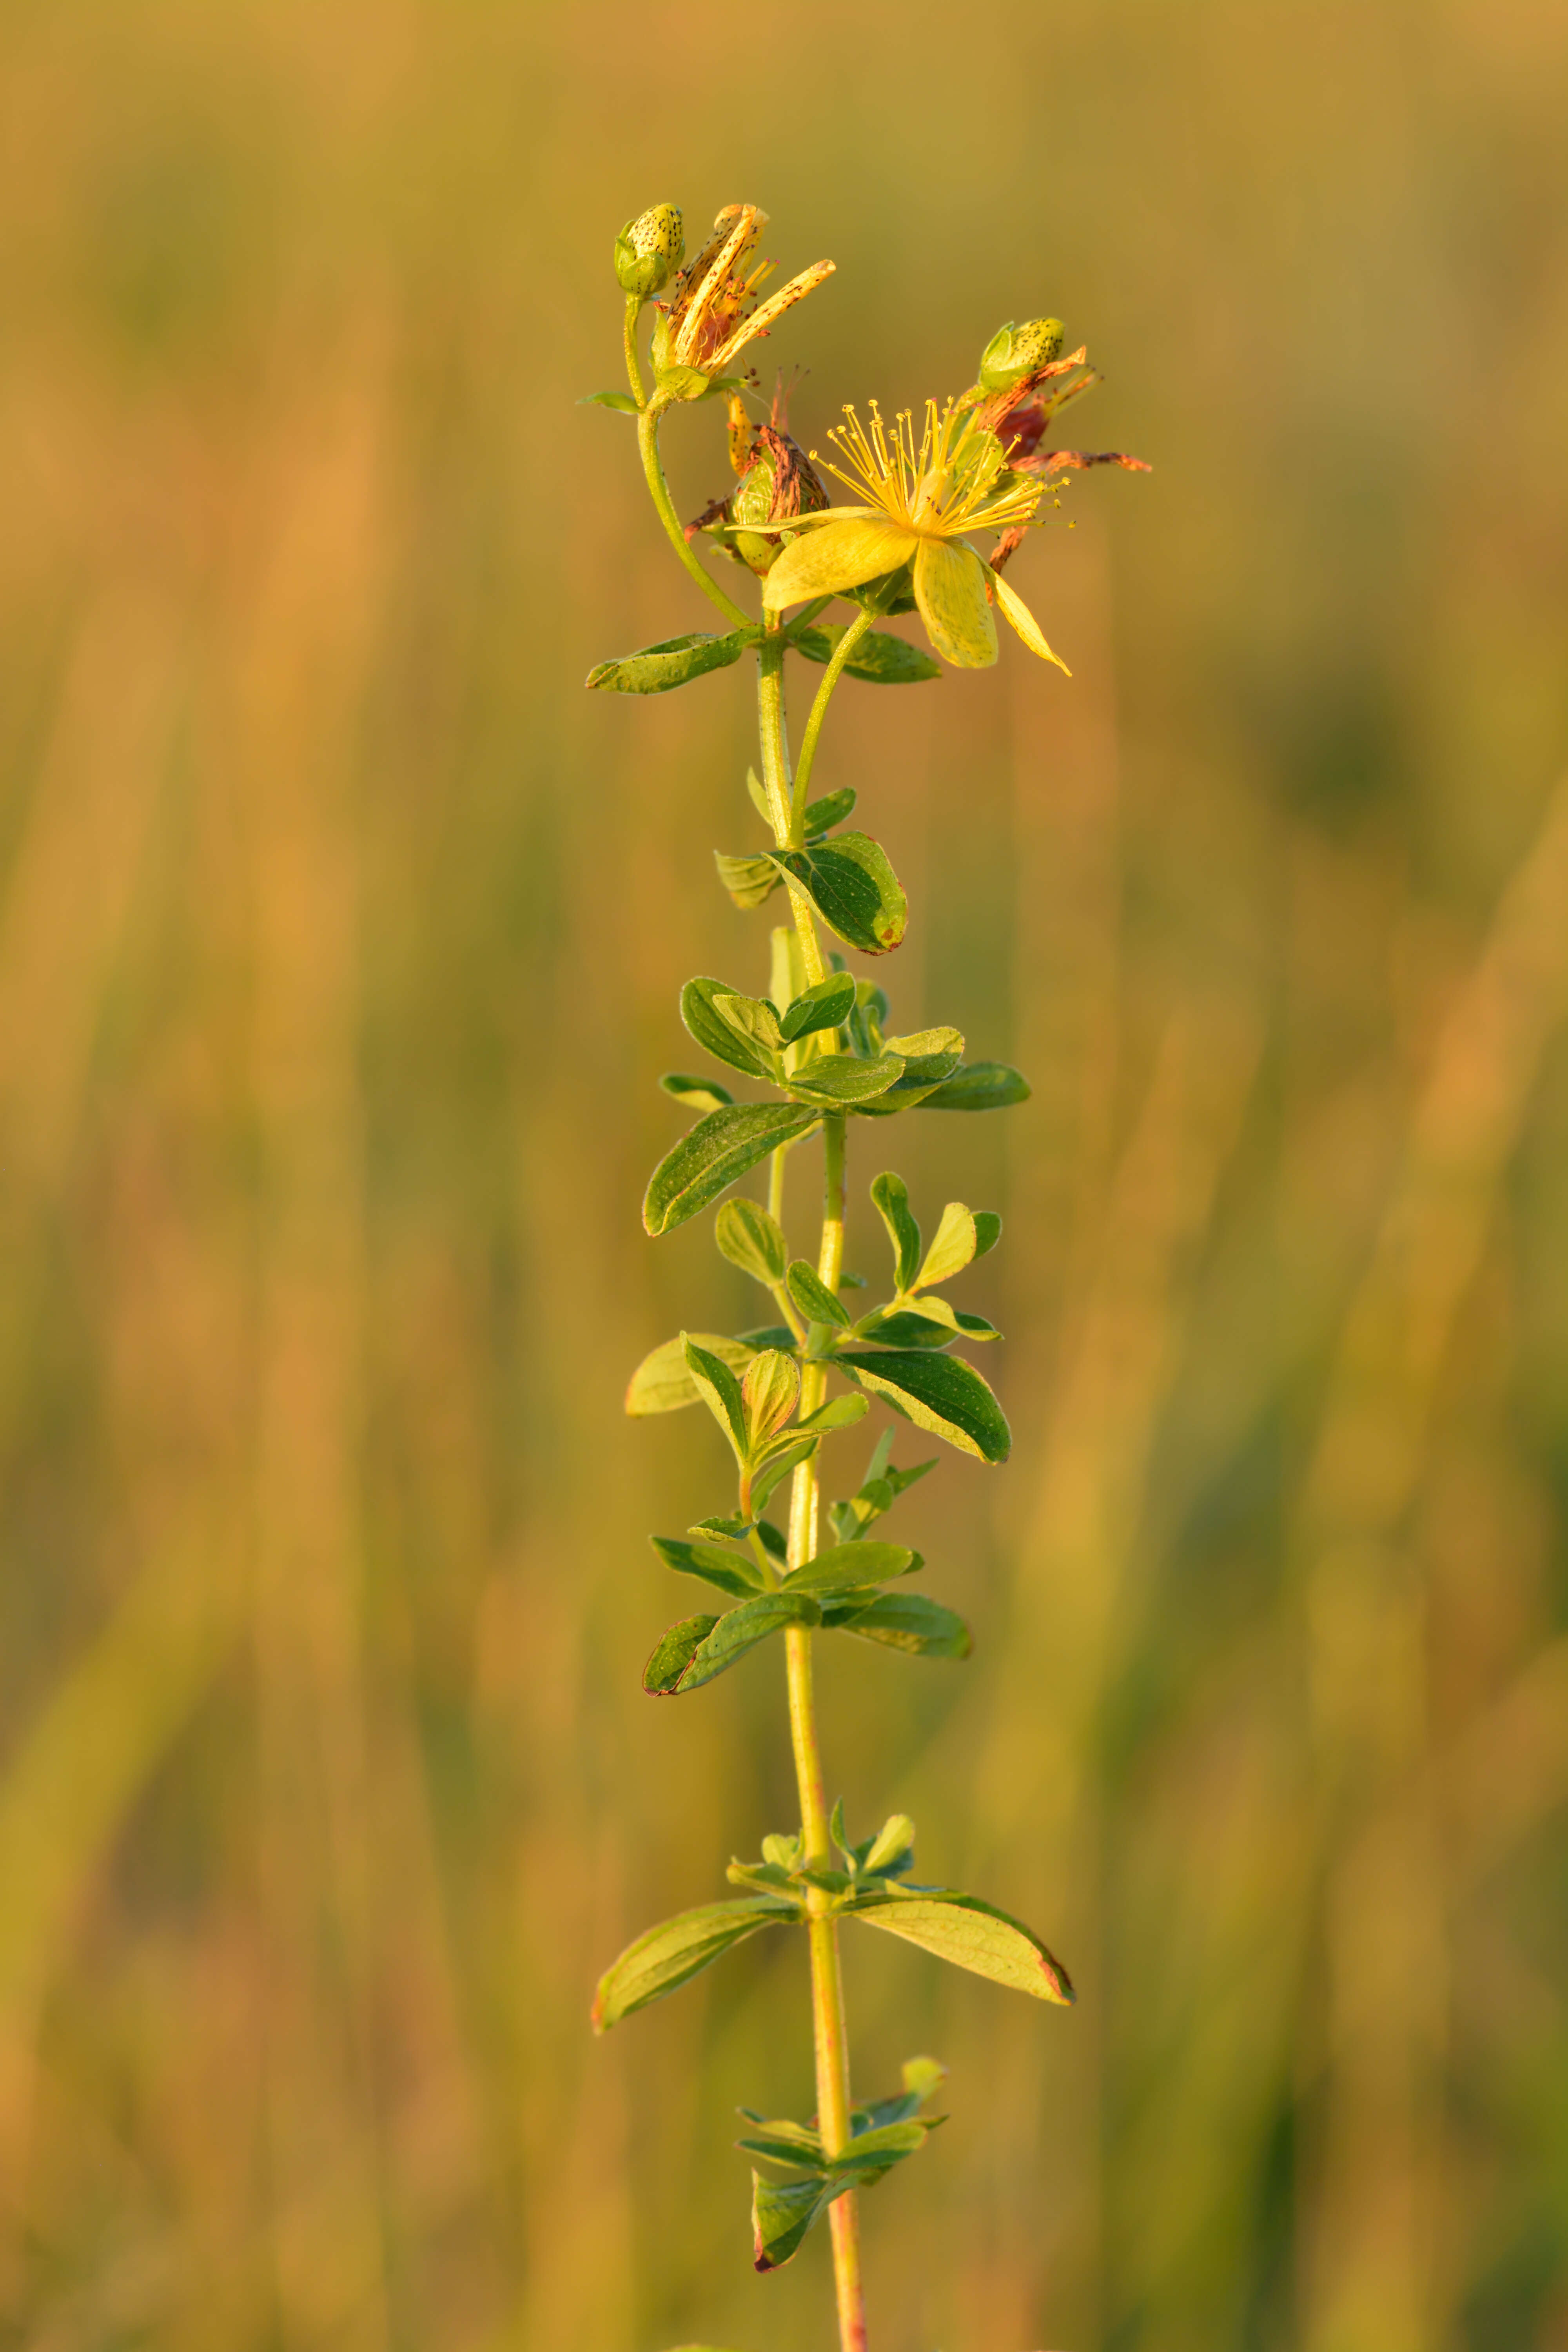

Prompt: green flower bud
[614,204,684,300]
[977,316,1065,394]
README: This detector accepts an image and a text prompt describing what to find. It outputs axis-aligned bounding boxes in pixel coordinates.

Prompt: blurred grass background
[1,1,1567,2346]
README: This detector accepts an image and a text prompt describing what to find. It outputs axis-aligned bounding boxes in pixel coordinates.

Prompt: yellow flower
[657,205,835,380]
[761,397,1068,672]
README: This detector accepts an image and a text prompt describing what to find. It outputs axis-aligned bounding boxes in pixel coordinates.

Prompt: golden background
[2,2,1567,2345]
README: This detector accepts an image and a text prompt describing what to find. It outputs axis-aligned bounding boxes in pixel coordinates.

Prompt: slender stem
[758,622,829,985]
[789,605,877,841]
[759,622,866,2352]
[636,407,753,630]
[768,1140,787,1229]
[621,294,647,407]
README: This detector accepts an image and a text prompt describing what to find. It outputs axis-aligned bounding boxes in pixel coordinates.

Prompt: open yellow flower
[760,397,1067,671]
[657,205,835,380]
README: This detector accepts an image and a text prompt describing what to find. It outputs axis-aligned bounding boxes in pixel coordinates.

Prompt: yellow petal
[913,538,997,669]
[676,205,762,363]
[987,566,1071,674]
[763,519,920,609]
[713,261,836,369]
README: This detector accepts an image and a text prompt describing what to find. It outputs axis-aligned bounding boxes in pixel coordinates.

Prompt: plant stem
[621,294,647,408]
[759,621,828,985]
[786,1112,865,2352]
[789,605,877,840]
[759,611,866,2352]
[636,407,753,631]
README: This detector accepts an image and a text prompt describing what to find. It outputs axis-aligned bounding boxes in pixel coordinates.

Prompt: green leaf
[915,1061,1031,1112]
[828,1443,936,1541]
[826,1591,972,1656]
[750,1436,816,1515]
[654,361,716,403]
[849,1310,952,1351]
[899,1299,1001,1342]
[785,1259,850,1329]
[736,2118,827,2172]
[832,2118,934,2174]
[683,1336,748,1457]
[780,971,857,1043]
[713,989,785,1055]
[973,1210,1002,1258]
[579,388,641,413]
[766,833,907,956]
[586,630,751,695]
[626,1331,758,1415]
[751,2172,837,2270]
[714,850,782,910]
[650,1537,765,1601]
[849,1888,1074,2005]
[864,1813,917,1873]
[916,1203,977,1289]
[870,1172,922,1291]
[802,786,857,837]
[782,1541,921,1595]
[642,1612,718,1691]
[661,1072,734,1114]
[592,1895,793,2031]
[644,1103,821,1236]
[735,1323,798,1351]
[788,1052,906,1107]
[644,1592,822,1695]
[880,1027,965,1090]
[680,976,779,1081]
[793,1392,868,1437]
[742,1350,800,1448]
[792,624,942,685]
[715,1199,788,1285]
[839,1349,1011,1462]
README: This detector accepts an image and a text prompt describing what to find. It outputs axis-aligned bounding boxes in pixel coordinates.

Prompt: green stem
[789,605,877,841]
[758,632,865,2352]
[782,1112,863,2352]
[758,621,828,985]
[636,407,753,630]
[621,294,647,408]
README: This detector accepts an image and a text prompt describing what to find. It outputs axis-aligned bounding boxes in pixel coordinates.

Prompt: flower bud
[614,204,684,300]
[977,316,1065,393]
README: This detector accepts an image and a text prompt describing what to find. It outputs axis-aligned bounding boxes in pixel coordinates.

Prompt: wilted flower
[968,327,1151,572]
[686,383,831,577]
[614,204,685,300]
[761,397,1064,670]
[654,205,835,385]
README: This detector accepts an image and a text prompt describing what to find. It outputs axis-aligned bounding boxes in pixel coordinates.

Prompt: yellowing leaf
[764,519,920,610]
[913,539,997,669]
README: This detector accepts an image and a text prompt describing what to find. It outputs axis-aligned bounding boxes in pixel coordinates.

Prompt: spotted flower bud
[977,316,1065,394]
[614,205,684,300]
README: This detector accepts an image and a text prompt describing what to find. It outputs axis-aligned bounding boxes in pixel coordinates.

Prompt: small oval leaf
[586,630,751,695]
[838,1350,1011,1463]
[644,1103,822,1236]
[767,833,907,955]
